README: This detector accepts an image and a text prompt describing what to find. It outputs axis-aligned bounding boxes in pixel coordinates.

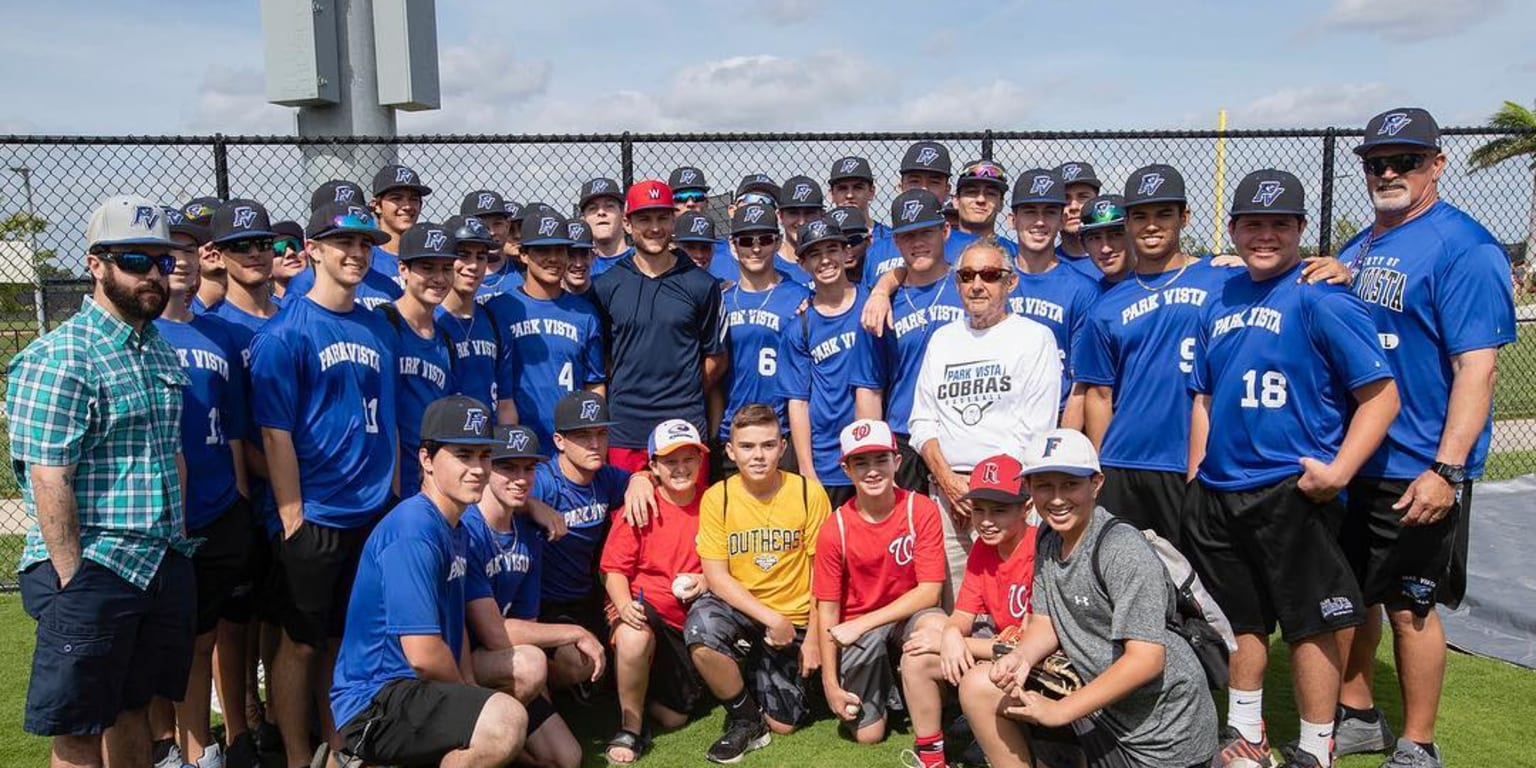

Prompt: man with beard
[7,195,196,768]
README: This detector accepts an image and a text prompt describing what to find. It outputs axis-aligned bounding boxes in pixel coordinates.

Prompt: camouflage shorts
[683,593,808,725]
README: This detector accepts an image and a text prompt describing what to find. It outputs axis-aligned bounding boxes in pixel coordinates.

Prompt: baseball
[844,703,861,718]
[672,575,697,601]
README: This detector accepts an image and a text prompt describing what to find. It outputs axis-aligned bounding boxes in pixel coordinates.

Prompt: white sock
[1298,717,1335,767]
[1227,687,1265,743]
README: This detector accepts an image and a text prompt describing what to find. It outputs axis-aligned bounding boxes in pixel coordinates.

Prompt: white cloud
[1228,83,1393,128]
[1313,0,1503,42]
[185,67,295,135]
[398,44,551,133]
[890,80,1039,130]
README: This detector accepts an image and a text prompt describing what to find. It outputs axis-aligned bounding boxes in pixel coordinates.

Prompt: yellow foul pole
[1213,109,1228,253]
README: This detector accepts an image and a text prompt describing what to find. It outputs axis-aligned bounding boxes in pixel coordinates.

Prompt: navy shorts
[19,553,196,736]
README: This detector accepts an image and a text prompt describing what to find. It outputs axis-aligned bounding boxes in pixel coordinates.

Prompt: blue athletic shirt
[882,276,966,434]
[860,231,902,287]
[945,229,1018,264]
[1340,201,1518,479]
[591,254,725,448]
[377,306,457,495]
[154,314,248,529]
[719,277,813,441]
[1056,245,1103,279]
[284,259,404,311]
[461,504,544,622]
[1008,264,1102,409]
[532,461,630,603]
[1073,260,1234,473]
[484,288,607,455]
[210,302,279,533]
[250,296,398,528]
[330,493,468,728]
[1190,263,1393,491]
[435,303,513,413]
[777,287,886,485]
[590,247,634,278]
[190,295,218,315]
[476,260,524,300]
[709,241,739,284]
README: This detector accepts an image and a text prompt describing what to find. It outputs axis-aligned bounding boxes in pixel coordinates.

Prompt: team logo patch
[132,205,160,230]
[335,187,356,203]
[1136,172,1165,197]
[395,167,416,184]
[566,222,585,239]
[1008,584,1029,618]
[900,199,925,222]
[679,169,699,185]
[1090,200,1114,219]
[689,216,710,235]
[743,206,767,224]
[888,534,914,566]
[647,185,662,200]
[1400,576,1436,606]
[1252,180,1285,207]
[838,158,861,174]
[537,216,559,237]
[589,179,609,192]
[792,182,812,201]
[1061,163,1082,181]
[667,421,694,438]
[1029,175,1054,196]
[1318,596,1357,619]
[915,146,940,166]
[808,221,828,239]
[232,206,258,229]
[980,461,999,484]
[753,553,779,572]
[424,229,448,251]
[579,400,602,421]
[163,208,185,225]
[852,422,872,440]
[504,430,530,452]
[1378,112,1412,136]
[465,218,490,237]
[462,407,488,432]
[346,205,370,220]
[830,209,848,225]
[477,192,497,210]
[504,202,520,214]
[184,203,213,219]
[1042,436,1063,457]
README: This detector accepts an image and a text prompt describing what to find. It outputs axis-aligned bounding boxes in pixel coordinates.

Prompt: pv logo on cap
[579,400,601,421]
[346,205,370,220]
[424,229,448,251]
[395,167,416,184]
[900,199,924,222]
[505,430,529,452]
[185,203,213,219]
[838,158,860,174]
[792,183,812,201]
[830,210,848,225]
[808,221,827,238]
[915,147,940,166]
[462,407,488,432]
[1029,175,1054,196]
[466,218,490,237]
[743,206,767,224]
[1137,172,1165,197]
[566,222,584,239]
[132,206,160,230]
[1252,180,1285,207]
[690,217,710,235]
[1061,164,1082,181]
[477,193,496,210]
[679,169,699,185]
[164,208,185,225]
[1091,200,1113,218]
[591,179,608,192]
[233,206,258,229]
[1378,112,1412,136]
[538,217,559,237]
[335,187,356,203]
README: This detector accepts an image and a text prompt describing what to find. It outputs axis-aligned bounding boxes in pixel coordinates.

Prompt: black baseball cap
[163,205,210,244]
[1123,164,1188,208]
[210,199,277,244]
[1355,107,1441,156]
[271,220,304,243]
[900,141,953,176]
[444,215,498,247]
[890,189,945,234]
[398,222,457,262]
[522,209,574,247]
[490,425,546,461]
[461,190,507,218]
[828,156,874,184]
[372,164,432,197]
[778,175,825,210]
[1078,194,1127,233]
[181,197,222,226]
[796,214,846,256]
[579,178,623,209]
[1055,162,1102,191]
[1011,168,1068,208]
[735,173,780,199]
[668,166,710,193]
[957,159,1009,193]
[674,211,720,244]
[307,202,390,244]
[731,203,778,235]
[420,395,497,446]
[310,180,366,211]
[503,200,527,223]
[554,391,615,433]
[828,206,869,238]
[1230,169,1307,218]
[566,219,594,250]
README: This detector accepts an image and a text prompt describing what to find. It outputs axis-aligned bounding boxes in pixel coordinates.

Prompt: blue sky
[1,0,1532,135]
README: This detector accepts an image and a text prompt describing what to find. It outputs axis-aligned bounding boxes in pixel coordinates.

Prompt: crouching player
[463,424,583,768]
[330,396,528,768]
[814,419,947,744]
[900,454,1039,768]
[599,420,711,764]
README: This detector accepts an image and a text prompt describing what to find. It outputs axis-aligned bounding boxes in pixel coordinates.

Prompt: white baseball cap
[1019,428,1101,477]
[648,419,708,458]
[86,194,183,252]
[839,419,897,460]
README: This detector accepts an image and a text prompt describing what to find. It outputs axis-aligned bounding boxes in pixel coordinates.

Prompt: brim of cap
[1011,197,1067,208]
[556,420,616,432]
[1018,463,1099,478]
[310,225,390,246]
[827,173,874,183]
[890,218,945,235]
[490,451,549,462]
[675,235,721,244]
[1229,207,1307,219]
[737,185,781,197]
[569,242,594,250]
[731,223,778,235]
[651,440,709,459]
[579,193,624,207]
[211,229,279,245]
[840,444,896,461]
[375,183,433,196]
[672,185,710,194]
[464,209,506,219]
[521,236,576,247]
[778,202,824,211]
[399,252,457,262]
[961,487,1029,504]
[93,235,188,250]
[626,202,674,215]
[432,436,501,446]
[455,235,500,247]
[169,224,212,243]
[900,166,952,176]
[1064,179,1103,191]
[1124,196,1186,208]
[1352,137,1439,155]
[797,235,847,255]
[1077,220,1125,233]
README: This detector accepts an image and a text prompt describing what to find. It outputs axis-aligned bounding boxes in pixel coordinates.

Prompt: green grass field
[1,595,1532,767]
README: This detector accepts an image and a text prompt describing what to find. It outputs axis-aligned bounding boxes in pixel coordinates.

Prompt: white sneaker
[153,743,184,768]
[195,743,225,768]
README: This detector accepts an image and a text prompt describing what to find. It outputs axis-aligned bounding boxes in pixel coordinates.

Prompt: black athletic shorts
[824,484,857,509]
[892,433,930,493]
[1182,477,1364,642]
[188,496,254,633]
[339,678,496,767]
[540,593,607,643]
[684,594,809,726]
[1099,467,1189,550]
[254,531,284,625]
[1340,476,1473,615]
[278,520,375,646]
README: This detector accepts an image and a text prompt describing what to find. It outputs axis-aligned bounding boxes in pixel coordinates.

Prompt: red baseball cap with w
[962,454,1028,504]
[625,180,674,215]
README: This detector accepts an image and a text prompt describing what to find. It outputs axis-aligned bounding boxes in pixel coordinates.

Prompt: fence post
[213,133,231,201]
[620,132,634,189]
[981,130,994,161]
[1318,128,1336,256]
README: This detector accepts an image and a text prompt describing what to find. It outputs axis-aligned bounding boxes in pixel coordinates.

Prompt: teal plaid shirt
[6,297,192,589]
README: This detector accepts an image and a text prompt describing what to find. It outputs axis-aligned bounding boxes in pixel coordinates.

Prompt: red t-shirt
[599,490,702,630]
[955,524,1039,631]
[813,489,948,622]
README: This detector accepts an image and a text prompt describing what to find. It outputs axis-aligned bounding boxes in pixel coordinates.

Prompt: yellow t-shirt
[696,471,831,627]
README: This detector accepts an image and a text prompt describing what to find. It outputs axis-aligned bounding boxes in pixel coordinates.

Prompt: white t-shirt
[908,313,1061,471]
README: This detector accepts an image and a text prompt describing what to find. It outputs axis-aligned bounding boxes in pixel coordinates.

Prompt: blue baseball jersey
[284,260,404,311]
[1008,265,1102,408]
[462,505,544,622]
[591,256,725,448]
[719,278,813,441]
[777,287,885,485]
[484,289,607,455]
[377,307,457,495]
[209,302,278,534]
[154,315,248,529]
[190,295,219,315]
[330,493,468,729]
[774,254,815,287]
[1073,261,1234,473]
[1057,246,1104,279]
[435,303,514,416]
[250,296,398,528]
[476,260,524,300]
[370,245,400,284]
[532,462,630,603]
[860,232,902,288]
[1190,264,1394,491]
[590,247,634,278]
[709,241,739,284]
[945,230,1018,264]
[1342,202,1517,479]
[882,277,966,434]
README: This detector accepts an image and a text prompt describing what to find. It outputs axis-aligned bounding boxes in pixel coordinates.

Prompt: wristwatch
[1430,462,1467,485]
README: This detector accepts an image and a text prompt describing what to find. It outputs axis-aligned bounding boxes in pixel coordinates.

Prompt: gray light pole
[9,166,47,333]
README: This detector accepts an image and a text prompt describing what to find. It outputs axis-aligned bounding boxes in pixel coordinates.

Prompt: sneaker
[194,743,225,768]
[1382,738,1443,768]
[1335,707,1394,756]
[153,742,185,768]
[1211,725,1275,768]
[706,717,770,764]
[252,721,283,755]
[224,733,259,768]
[1278,750,1323,768]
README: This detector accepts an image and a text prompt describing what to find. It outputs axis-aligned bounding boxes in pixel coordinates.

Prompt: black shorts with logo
[1340,476,1473,615]
[1099,467,1189,550]
[339,679,495,766]
[278,520,375,646]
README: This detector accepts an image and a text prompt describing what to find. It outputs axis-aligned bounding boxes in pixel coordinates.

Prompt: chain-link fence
[0,128,1532,587]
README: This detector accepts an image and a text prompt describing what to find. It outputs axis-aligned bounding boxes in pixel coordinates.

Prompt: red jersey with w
[956,528,1038,631]
[813,489,948,622]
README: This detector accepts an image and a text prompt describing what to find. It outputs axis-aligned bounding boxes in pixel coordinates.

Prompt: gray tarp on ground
[1442,474,1536,669]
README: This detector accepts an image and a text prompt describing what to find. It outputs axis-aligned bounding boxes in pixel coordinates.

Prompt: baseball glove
[1023,651,1083,700]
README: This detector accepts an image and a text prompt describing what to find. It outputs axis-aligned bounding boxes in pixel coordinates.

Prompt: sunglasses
[274,239,302,255]
[734,234,779,248]
[103,251,176,276]
[329,212,379,229]
[1362,153,1429,177]
[675,190,708,203]
[956,267,1007,284]
[845,234,868,246]
[222,238,274,254]
[735,192,777,207]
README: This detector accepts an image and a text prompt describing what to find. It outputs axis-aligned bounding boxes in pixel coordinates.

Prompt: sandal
[605,728,646,766]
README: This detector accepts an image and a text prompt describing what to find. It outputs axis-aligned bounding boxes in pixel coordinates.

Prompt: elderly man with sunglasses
[906,237,1062,603]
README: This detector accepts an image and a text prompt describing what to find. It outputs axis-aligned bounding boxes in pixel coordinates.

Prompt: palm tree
[1468,100,1536,263]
